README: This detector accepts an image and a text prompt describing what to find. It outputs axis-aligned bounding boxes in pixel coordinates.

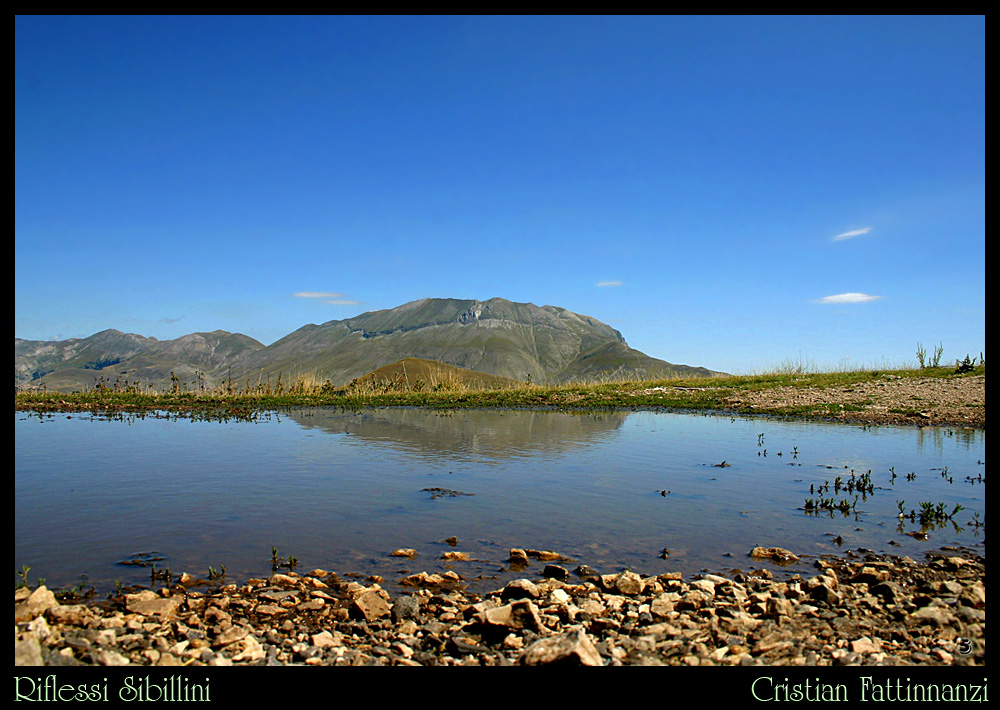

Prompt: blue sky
[15,16,985,374]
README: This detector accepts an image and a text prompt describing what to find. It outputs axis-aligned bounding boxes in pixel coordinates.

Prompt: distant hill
[14,330,265,392]
[15,297,721,392]
[349,357,521,391]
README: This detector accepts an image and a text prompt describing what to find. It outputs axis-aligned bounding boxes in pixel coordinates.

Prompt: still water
[14,408,985,595]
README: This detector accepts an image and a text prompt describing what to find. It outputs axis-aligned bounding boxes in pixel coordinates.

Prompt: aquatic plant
[149,565,172,585]
[271,547,298,572]
[896,500,965,525]
[802,495,858,516]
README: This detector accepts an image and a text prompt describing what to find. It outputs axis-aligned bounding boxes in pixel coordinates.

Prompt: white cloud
[596,281,622,287]
[832,227,872,241]
[814,293,883,304]
[294,291,344,298]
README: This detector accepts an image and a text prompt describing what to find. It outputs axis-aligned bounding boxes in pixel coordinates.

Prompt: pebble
[13,549,984,666]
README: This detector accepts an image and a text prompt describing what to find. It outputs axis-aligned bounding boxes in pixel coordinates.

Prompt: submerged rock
[749,546,800,564]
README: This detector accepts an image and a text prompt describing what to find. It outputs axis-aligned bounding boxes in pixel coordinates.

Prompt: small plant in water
[149,565,172,585]
[271,546,299,572]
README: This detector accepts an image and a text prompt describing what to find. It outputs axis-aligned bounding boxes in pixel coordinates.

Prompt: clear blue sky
[15,16,985,374]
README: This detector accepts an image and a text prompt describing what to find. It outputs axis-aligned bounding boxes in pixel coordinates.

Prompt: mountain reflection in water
[286,408,628,463]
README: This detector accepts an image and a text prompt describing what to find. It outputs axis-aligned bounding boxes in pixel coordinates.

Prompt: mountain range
[15,297,720,392]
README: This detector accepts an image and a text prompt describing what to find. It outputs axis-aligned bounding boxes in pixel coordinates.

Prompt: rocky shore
[15,547,984,667]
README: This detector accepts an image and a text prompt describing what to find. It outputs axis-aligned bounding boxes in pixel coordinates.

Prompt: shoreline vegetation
[15,363,985,428]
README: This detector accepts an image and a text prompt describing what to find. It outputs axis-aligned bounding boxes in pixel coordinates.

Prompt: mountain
[15,329,265,392]
[231,297,716,386]
[15,297,720,392]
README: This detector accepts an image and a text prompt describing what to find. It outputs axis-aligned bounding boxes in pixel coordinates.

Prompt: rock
[229,635,265,662]
[269,573,299,587]
[213,625,249,647]
[501,579,541,600]
[850,636,881,654]
[749,547,800,564]
[14,636,45,666]
[603,571,645,595]
[311,630,341,648]
[508,548,529,566]
[542,564,569,581]
[390,548,417,558]
[852,566,890,585]
[650,593,678,617]
[45,604,94,626]
[391,595,421,622]
[525,549,570,562]
[766,597,795,617]
[520,628,603,666]
[352,590,391,621]
[547,588,572,605]
[907,606,956,627]
[677,589,713,611]
[399,572,450,589]
[690,579,717,596]
[14,586,59,621]
[125,591,180,618]
[870,581,907,604]
[959,581,985,607]
[808,578,842,605]
[477,600,543,632]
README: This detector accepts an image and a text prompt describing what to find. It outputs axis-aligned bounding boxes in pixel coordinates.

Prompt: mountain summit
[15,297,719,392]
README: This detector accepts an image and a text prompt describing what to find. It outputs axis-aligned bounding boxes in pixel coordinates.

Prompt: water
[14,408,985,595]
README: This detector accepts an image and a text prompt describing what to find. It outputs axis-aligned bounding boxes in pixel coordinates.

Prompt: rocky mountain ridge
[15,297,719,392]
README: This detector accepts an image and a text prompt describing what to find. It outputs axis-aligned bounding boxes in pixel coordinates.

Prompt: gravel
[15,548,985,667]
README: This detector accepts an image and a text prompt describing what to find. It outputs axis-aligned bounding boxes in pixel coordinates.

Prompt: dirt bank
[716,374,985,428]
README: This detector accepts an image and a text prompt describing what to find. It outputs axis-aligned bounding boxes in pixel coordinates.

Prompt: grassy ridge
[14,364,984,425]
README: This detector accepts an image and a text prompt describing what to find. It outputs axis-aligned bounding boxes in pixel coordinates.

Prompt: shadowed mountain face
[15,297,719,392]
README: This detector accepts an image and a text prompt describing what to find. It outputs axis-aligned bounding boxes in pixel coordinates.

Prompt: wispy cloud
[814,293,883,304]
[294,291,345,299]
[832,227,872,241]
[159,315,186,324]
[294,291,362,306]
[596,281,622,287]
